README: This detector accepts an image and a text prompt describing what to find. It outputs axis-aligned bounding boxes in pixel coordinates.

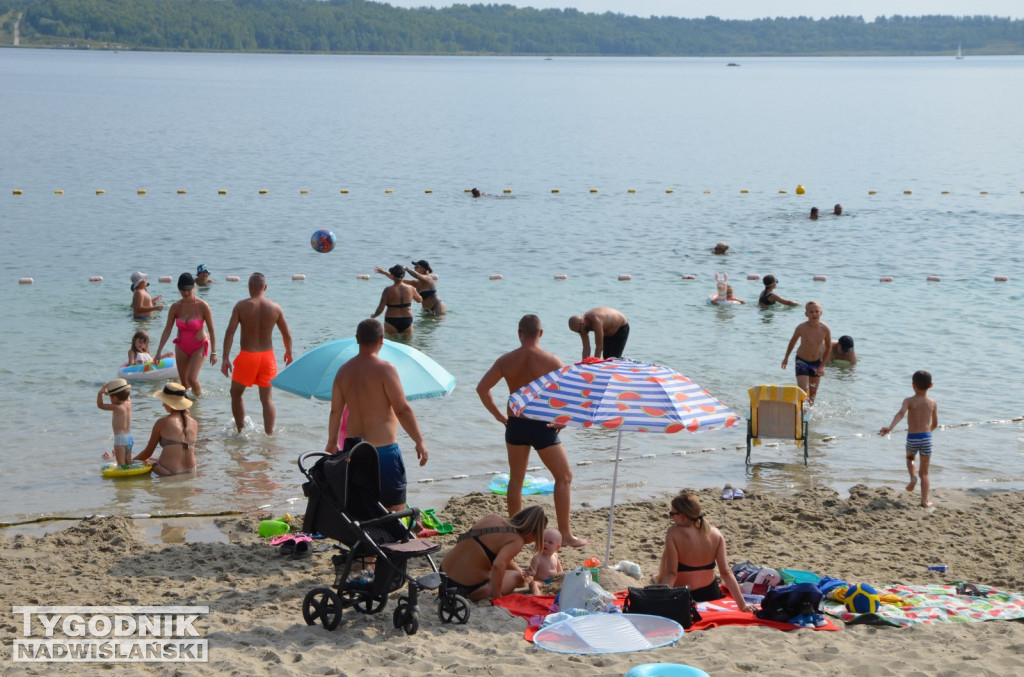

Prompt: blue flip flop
[721,485,734,500]
[733,487,745,499]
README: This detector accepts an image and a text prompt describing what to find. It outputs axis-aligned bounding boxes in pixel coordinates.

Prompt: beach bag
[732,561,782,595]
[557,567,616,613]
[755,583,823,623]
[623,584,702,629]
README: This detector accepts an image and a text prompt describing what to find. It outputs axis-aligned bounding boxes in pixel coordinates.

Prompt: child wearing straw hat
[97,379,133,467]
[134,383,198,476]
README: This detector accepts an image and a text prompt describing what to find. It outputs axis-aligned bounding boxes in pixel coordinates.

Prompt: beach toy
[101,461,153,478]
[420,508,453,534]
[844,583,880,613]
[488,473,554,496]
[311,228,336,253]
[118,357,178,382]
[259,519,291,538]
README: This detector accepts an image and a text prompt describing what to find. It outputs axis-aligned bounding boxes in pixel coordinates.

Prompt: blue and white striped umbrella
[509,357,739,562]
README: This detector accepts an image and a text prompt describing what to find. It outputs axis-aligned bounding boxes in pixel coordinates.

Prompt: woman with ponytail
[657,492,750,611]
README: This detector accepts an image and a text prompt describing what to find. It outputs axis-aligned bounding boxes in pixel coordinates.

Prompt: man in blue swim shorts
[325,319,429,511]
[477,314,589,547]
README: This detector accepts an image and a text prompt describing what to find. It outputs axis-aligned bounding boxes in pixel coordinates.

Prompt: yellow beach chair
[746,385,809,465]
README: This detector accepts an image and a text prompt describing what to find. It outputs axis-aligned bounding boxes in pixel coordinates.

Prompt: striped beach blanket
[824,584,1024,627]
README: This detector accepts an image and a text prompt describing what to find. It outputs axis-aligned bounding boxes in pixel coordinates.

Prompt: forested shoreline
[2,0,1022,55]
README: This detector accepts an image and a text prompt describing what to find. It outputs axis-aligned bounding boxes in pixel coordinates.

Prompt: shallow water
[2,51,1024,524]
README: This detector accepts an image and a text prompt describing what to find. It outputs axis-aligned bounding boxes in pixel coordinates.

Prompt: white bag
[557,566,616,612]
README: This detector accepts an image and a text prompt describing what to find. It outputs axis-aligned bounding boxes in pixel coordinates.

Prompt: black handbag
[623,584,702,629]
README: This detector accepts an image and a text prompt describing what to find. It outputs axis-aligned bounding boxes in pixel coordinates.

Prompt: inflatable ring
[625,665,710,677]
[488,473,554,496]
[118,357,178,382]
[706,294,741,306]
[101,461,153,478]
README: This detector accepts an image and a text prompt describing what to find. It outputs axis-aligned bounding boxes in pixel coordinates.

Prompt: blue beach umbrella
[509,357,739,562]
[271,338,456,402]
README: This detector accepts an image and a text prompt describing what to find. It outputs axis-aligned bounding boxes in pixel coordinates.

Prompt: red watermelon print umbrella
[509,357,740,562]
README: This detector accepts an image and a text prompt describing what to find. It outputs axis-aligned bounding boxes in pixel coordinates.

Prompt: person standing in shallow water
[154,273,216,396]
[221,272,293,435]
[372,265,420,335]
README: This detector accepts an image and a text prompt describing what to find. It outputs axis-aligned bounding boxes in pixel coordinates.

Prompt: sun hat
[130,271,148,291]
[154,383,193,410]
[411,259,432,273]
[105,379,131,396]
[196,264,210,275]
[177,272,195,290]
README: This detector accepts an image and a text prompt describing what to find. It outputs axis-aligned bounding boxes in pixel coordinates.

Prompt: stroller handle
[297,450,330,474]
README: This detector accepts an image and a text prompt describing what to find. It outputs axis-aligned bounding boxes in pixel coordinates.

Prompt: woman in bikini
[404,259,446,315]
[154,273,217,395]
[134,383,198,476]
[371,265,420,336]
[657,492,750,612]
[439,506,547,602]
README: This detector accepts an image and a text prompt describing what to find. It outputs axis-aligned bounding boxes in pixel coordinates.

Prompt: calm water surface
[1,51,1023,524]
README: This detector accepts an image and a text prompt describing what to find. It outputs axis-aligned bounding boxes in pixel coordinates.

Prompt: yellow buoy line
[8,187,1022,197]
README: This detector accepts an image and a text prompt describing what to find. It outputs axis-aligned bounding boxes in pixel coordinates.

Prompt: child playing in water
[526,528,564,594]
[98,379,133,466]
[725,285,746,304]
[127,330,172,365]
[781,301,832,406]
[879,370,939,508]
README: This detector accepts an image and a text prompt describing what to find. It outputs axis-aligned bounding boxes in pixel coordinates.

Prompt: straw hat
[153,383,193,410]
[105,379,131,396]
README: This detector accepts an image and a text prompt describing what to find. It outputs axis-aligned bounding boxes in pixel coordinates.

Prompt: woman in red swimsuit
[657,492,750,611]
[154,273,217,395]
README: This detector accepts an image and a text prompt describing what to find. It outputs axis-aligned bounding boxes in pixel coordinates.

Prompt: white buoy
[927,275,941,282]
[158,275,172,283]
[813,275,827,282]
[18,277,33,284]
[489,274,503,280]
[995,275,1009,282]
[746,274,760,280]
[225,276,240,282]
[356,274,370,280]
[879,276,894,282]
[618,274,632,281]
[554,274,567,280]
[89,276,103,282]
[292,274,306,281]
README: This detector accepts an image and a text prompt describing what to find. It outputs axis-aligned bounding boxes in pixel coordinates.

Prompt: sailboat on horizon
[956,43,964,60]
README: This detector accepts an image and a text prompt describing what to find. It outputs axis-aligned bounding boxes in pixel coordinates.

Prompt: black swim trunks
[385,316,413,332]
[602,322,630,358]
[795,357,821,378]
[505,416,561,451]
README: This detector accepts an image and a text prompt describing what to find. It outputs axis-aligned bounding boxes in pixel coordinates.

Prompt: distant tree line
[4,0,1023,55]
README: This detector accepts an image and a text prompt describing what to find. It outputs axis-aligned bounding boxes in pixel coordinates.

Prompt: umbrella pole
[605,430,623,565]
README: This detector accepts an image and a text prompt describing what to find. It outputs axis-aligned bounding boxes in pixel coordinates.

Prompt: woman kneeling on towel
[440,506,547,602]
[658,492,750,612]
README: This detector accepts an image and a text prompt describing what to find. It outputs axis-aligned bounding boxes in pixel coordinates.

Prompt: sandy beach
[3,484,1023,676]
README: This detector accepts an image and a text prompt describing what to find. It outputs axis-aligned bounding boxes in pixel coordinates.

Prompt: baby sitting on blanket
[526,529,564,595]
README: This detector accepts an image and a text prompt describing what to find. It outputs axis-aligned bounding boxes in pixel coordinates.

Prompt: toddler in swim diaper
[98,379,133,466]
[527,529,564,595]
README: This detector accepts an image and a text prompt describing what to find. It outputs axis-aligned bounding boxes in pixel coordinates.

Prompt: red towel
[492,590,840,642]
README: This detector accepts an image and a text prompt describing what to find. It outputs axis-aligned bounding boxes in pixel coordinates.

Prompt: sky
[381,1,1023,20]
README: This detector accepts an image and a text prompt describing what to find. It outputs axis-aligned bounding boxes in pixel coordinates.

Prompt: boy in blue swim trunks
[879,370,939,508]
[781,301,832,406]
[98,379,133,467]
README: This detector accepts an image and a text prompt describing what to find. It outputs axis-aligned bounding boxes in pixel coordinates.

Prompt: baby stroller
[297,440,471,635]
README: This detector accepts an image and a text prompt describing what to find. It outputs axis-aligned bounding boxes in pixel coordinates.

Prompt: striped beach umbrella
[509,357,740,562]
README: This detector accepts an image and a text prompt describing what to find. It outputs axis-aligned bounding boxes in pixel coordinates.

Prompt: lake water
[2,51,1023,525]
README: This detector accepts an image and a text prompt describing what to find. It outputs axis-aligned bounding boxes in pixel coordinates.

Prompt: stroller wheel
[353,595,388,615]
[302,587,342,631]
[393,600,419,635]
[437,594,471,625]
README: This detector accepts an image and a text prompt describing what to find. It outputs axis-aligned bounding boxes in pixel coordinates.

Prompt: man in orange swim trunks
[221,272,293,434]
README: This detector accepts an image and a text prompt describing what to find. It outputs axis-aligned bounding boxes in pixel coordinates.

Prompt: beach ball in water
[311,229,336,253]
[844,583,880,613]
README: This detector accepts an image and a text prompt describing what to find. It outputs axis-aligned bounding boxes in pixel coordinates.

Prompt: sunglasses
[668,511,682,517]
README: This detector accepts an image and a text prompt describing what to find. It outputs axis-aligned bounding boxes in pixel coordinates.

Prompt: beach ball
[844,583,880,613]
[310,229,336,253]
